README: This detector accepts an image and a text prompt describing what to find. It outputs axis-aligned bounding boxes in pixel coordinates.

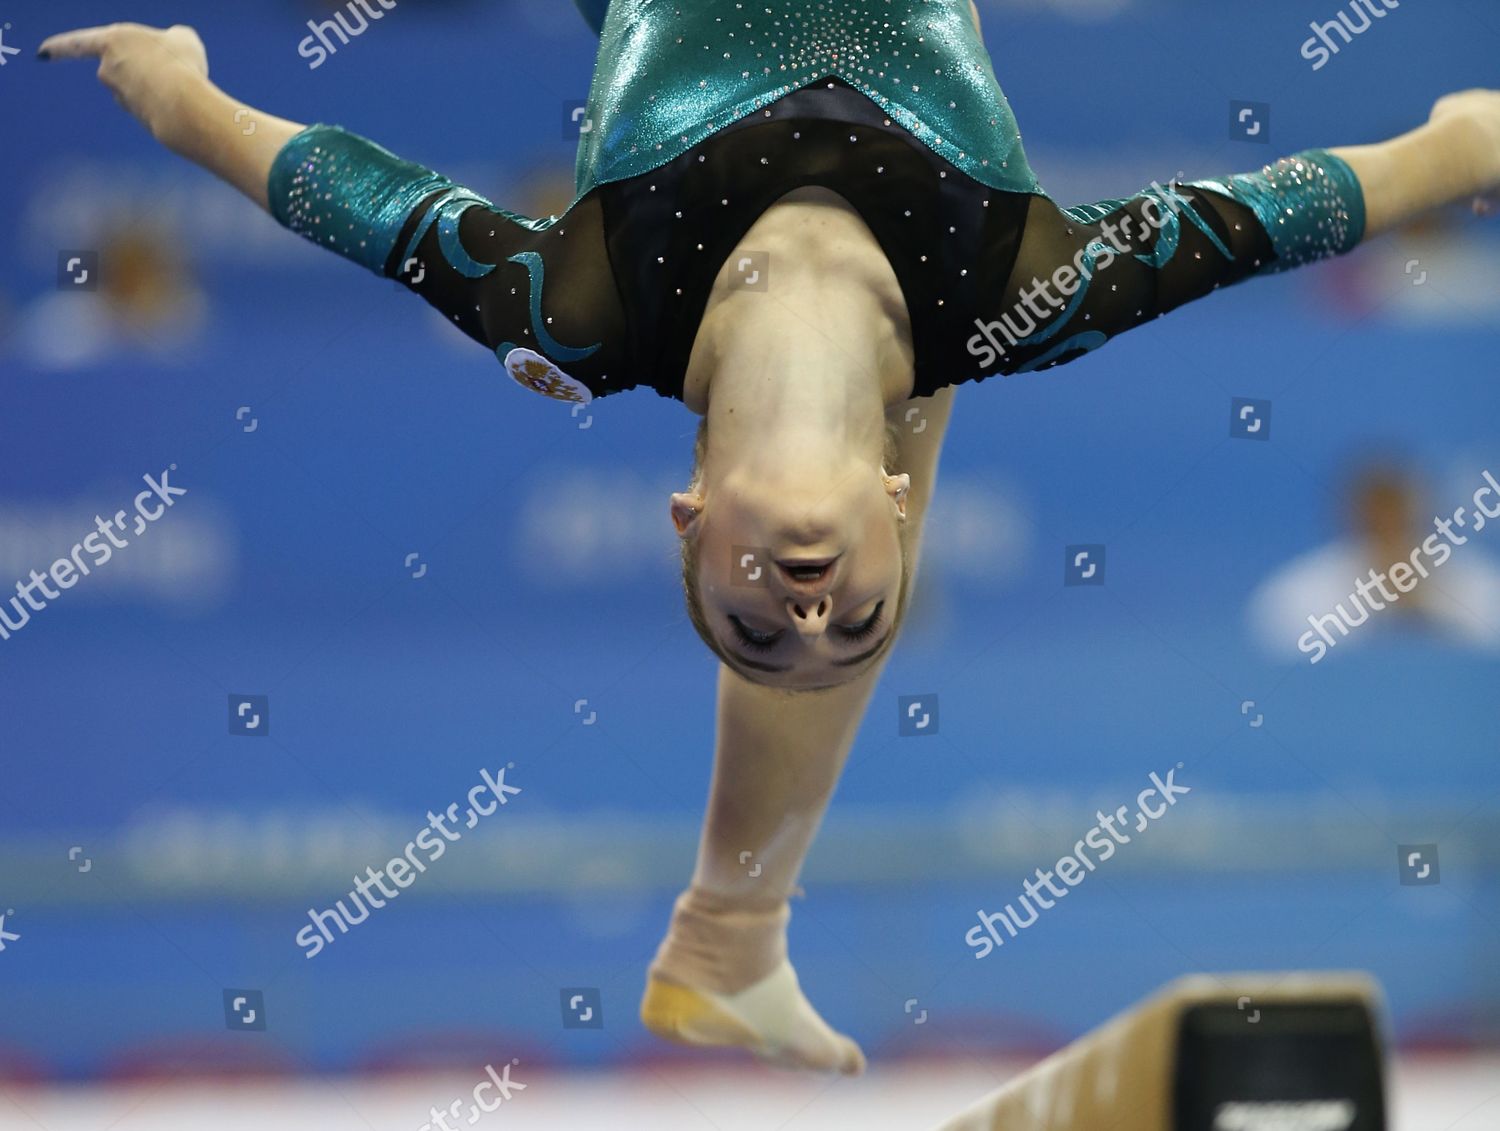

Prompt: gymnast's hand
[38,23,207,144]
[1428,89,1500,216]
[1331,86,1500,237]
[38,22,306,211]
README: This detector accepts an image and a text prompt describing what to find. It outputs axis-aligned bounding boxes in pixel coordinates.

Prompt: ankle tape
[649,886,791,995]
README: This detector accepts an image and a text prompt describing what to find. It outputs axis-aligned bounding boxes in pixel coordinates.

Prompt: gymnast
[40,0,1500,1075]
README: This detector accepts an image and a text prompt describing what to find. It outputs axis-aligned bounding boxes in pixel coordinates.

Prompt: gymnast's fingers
[37,25,124,61]
[1475,193,1499,218]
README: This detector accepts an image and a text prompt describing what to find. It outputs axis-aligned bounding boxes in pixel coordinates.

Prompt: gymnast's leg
[640,641,885,1074]
[642,389,954,1074]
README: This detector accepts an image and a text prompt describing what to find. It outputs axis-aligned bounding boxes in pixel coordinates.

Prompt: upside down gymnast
[41,0,1500,1075]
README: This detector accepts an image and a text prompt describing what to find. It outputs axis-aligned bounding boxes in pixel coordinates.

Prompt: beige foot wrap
[647,886,790,995]
[640,959,866,1076]
[640,887,865,1075]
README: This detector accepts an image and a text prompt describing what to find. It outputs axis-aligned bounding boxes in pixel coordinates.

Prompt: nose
[786,595,832,637]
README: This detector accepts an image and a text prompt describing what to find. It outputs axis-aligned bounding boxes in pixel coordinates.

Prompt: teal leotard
[266,0,1365,403]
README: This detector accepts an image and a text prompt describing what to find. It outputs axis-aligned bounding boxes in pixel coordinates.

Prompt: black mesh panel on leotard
[966,187,1278,383]
[385,189,633,398]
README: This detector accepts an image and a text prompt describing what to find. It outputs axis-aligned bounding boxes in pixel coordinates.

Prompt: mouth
[777,556,838,586]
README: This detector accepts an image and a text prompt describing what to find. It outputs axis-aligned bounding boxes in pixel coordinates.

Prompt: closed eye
[729,615,782,652]
[728,600,885,652]
[836,601,885,643]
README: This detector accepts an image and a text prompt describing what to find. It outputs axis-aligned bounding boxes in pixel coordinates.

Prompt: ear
[883,472,911,518]
[670,491,705,537]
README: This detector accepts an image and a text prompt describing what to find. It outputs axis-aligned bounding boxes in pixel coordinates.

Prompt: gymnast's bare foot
[641,958,866,1076]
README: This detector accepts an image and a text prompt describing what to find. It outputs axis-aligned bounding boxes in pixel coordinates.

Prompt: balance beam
[935,972,1387,1131]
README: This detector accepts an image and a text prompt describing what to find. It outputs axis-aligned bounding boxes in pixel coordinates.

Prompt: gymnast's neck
[682,188,916,479]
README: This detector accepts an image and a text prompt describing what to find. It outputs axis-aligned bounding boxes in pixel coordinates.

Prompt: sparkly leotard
[267,0,1365,404]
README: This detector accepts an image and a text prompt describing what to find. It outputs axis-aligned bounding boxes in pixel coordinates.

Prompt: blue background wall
[1,0,1496,1080]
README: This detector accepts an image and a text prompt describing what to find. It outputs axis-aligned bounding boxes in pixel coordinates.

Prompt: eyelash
[841,605,884,642]
[735,624,779,652]
[733,603,884,651]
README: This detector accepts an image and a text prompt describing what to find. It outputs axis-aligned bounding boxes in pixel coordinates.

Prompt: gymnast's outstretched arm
[980,90,1500,375]
[40,21,622,396]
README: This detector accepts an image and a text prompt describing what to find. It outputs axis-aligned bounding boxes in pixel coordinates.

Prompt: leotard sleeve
[266,123,624,402]
[976,149,1366,375]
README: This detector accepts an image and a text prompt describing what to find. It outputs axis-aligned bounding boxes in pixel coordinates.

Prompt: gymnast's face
[673,466,909,690]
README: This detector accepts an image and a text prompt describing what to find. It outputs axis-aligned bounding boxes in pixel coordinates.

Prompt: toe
[837,1034,867,1076]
